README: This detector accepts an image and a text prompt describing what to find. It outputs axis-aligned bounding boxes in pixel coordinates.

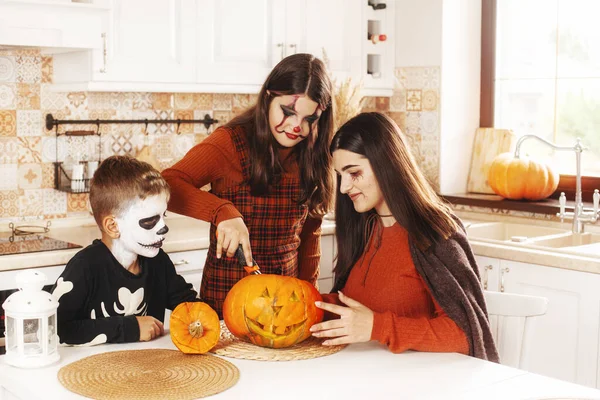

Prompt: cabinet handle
[289,43,297,54]
[173,259,189,266]
[500,267,510,292]
[99,32,107,73]
[276,43,285,60]
[483,265,493,290]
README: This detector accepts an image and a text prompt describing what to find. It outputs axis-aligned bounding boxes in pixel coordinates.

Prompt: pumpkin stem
[188,320,204,338]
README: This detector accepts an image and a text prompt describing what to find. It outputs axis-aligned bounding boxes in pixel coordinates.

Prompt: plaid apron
[200,127,309,317]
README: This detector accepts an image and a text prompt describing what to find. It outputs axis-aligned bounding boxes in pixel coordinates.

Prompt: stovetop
[0,233,82,256]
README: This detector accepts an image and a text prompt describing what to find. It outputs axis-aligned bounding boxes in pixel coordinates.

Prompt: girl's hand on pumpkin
[136,316,164,342]
[310,291,374,345]
[216,217,253,265]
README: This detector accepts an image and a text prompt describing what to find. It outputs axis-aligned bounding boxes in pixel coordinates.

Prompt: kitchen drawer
[0,265,66,291]
[168,249,207,294]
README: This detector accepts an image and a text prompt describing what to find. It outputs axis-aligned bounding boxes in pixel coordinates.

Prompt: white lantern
[2,270,60,368]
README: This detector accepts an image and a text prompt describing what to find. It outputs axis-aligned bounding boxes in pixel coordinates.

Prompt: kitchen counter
[1,334,599,400]
[0,214,336,272]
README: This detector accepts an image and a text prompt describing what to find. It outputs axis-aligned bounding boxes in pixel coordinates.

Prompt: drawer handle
[500,267,510,292]
[483,265,493,290]
[173,259,189,266]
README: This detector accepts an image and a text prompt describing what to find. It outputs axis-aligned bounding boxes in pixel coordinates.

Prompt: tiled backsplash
[0,49,441,222]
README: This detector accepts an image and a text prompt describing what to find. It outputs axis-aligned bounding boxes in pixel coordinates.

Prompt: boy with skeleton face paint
[51,156,199,345]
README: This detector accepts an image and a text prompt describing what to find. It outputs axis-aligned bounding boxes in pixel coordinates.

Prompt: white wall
[439,0,482,194]
[395,0,443,67]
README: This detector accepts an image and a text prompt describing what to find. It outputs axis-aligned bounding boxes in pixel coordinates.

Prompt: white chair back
[484,290,549,369]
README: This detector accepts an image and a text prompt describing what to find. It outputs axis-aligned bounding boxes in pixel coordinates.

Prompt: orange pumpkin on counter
[170,302,220,354]
[488,152,560,201]
[223,274,323,349]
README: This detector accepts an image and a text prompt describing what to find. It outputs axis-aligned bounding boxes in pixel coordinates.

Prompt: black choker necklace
[378,214,393,217]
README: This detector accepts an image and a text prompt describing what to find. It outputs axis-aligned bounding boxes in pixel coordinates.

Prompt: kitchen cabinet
[475,255,600,388]
[52,0,197,91]
[0,265,65,292]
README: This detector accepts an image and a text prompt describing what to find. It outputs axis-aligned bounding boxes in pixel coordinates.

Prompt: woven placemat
[210,321,346,361]
[58,349,239,400]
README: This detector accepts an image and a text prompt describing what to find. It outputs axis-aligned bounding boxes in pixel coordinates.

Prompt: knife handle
[235,244,261,274]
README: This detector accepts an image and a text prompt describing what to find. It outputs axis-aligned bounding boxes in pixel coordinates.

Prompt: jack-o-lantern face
[223,274,323,348]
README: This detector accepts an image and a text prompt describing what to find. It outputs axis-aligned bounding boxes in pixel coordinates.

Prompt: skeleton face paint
[111,193,169,268]
[268,94,321,148]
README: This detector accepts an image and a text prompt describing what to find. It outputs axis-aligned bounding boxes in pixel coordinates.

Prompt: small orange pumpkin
[488,152,560,201]
[223,274,323,349]
[170,302,220,354]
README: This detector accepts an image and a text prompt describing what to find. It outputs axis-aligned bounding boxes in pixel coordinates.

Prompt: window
[481,0,600,200]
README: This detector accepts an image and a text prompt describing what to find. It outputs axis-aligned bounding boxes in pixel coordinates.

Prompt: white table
[1,334,600,400]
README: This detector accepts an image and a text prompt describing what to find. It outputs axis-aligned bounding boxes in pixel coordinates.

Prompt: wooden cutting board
[467,128,516,194]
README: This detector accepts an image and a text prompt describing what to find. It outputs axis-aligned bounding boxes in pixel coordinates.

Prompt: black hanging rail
[45,113,219,134]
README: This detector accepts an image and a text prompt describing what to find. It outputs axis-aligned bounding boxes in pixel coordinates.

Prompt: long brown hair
[226,53,334,216]
[330,112,458,291]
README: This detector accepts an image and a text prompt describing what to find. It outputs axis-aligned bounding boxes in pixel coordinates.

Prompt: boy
[51,156,198,345]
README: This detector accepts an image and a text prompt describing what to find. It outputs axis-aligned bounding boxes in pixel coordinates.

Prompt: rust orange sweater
[322,223,469,354]
[161,126,323,285]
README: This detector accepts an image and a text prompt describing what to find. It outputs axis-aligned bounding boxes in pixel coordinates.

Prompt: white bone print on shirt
[111,287,147,316]
[52,278,73,301]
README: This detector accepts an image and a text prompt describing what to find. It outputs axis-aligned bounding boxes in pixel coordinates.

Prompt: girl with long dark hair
[163,54,334,317]
[310,112,498,361]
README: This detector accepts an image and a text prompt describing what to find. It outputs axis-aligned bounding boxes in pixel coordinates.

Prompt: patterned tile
[16,55,42,84]
[41,163,55,189]
[103,131,135,157]
[42,109,67,136]
[41,136,66,163]
[0,190,19,218]
[17,83,40,110]
[41,56,53,84]
[67,193,89,213]
[18,163,42,190]
[213,93,232,111]
[193,110,214,134]
[360,96,376,112]
[174,93,194,110]
[422,90,438,111]
[405,112,421,135]
[153,110,175,135]
[390,89,406,112]
[19,189,44,218]
[248,94,259,105]
[175,110,193,134]
[0,164,18,190]
[43,188,67,216]
[212,111,232,131]
[375,97,390,112]
[40,84,68,110]
[419,111,439,135]
[18,137,42,163]
[422,67,440,90]
[0,56,16,82]
[154,135,174,162]
[66,92,88,118]
[0,110,16,136]
[66,136,100,163]
[17,110,42,137]
[406,90,422,111]
[151,93,172,110]
[232,94,251,114]
[132,92,152,111]
[0,138,19,163]
[173,134,196,160]
[403,67,425,88]
[0,83,16,109]
[194,93,213,110]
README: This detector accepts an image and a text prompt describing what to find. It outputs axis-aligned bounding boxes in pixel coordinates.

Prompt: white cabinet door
[302,0,362,81]
[0,265,66,291]
[501,260,600,388]
[475,255,501,292]
[168,249,207,294]
[195,0,280,89]
[96,0,197,83]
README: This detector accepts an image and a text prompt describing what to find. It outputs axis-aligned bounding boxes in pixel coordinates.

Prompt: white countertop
[1,334,599,400]
[0,214,336,272]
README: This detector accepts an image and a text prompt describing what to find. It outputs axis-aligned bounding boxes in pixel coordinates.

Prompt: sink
[466,222,569,242]
[528,232,600,248]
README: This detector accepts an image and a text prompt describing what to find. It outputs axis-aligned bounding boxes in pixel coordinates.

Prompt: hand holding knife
[235,244,261,275]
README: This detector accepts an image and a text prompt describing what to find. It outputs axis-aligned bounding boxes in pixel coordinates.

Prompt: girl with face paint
[163,53,334,317]
[309,113,499,362]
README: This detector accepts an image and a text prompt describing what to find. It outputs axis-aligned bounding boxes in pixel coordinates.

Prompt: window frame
[480,0,600,203]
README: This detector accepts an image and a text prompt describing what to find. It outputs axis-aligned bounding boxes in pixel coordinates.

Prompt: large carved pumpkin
[170,302,220,354]
[223,274,323,348]
[488,152,559,201]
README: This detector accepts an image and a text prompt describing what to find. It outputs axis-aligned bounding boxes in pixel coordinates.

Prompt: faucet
[514,134,600,234]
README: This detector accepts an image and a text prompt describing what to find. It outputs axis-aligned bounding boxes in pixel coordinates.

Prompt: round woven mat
[210,321,346,361]
[58,349,239,400]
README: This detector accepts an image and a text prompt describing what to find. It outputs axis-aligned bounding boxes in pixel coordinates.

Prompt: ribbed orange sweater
[161,126,323,285]
[322,223,469,354]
